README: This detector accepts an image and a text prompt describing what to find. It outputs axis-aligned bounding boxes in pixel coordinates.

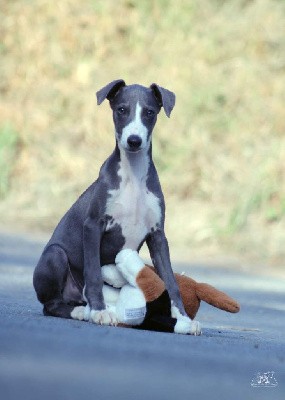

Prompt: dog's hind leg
[33,244,81,319]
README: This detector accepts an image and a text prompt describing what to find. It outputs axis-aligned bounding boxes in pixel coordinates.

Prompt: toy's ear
[195,283,240,313]
[174,274,200,320]
[150,83,176,117]
[137,265,165,302]
[96,79,126,105]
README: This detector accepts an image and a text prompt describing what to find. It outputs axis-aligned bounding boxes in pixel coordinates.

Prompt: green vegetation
[0,124,19,198]
[0,0,284,264]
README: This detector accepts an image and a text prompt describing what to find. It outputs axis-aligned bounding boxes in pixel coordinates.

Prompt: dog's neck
[115,141,152,185]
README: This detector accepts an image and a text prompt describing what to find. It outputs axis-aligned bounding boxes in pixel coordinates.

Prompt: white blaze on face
[120,102,148,150]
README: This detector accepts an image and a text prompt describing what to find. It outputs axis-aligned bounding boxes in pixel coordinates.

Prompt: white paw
[115,249,145,286]
[71,306,85,321]
[71,305,90,321]
[89,309,118,326]
[174,316,202,336]
[116,285,146,325]
[101,264,127,288]
[190,320,202,336]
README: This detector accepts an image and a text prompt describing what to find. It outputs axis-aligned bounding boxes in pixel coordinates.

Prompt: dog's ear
[96,79,126,105]
[150,83,176,117]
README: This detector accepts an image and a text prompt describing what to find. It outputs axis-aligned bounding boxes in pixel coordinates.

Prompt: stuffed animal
[71,249,239,335]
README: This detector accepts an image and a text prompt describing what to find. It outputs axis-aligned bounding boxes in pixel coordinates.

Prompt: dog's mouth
[126,146,143,153]
[117,134,149,154]
[118,142,144,154]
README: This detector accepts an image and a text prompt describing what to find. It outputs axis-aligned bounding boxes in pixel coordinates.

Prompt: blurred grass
[0,124,19,197]
[0,0,284,264]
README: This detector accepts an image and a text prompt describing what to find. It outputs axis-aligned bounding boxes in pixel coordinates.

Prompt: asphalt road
[0,231,284,400]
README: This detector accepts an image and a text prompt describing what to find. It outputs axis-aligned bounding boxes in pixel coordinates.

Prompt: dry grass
[0,0,285,265]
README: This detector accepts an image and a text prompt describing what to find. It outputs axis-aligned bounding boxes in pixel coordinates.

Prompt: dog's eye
[117,107,126,115]
[146,109,155,117]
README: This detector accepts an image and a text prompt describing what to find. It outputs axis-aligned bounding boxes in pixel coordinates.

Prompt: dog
[33,80,190,326]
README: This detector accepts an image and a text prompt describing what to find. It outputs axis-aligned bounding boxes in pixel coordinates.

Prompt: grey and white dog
[33,79,190,325]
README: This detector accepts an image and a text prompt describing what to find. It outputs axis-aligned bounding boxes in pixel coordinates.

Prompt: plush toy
[71,249,239,335]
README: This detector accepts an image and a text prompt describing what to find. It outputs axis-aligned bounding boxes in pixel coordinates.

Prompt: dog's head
[96,80,175,153]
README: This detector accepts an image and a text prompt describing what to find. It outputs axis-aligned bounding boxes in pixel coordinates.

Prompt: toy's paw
[174,316,202,336]
[71,304,90,321]
[115,249,145,286]
[101,264,127,288]
[89,309,118,326]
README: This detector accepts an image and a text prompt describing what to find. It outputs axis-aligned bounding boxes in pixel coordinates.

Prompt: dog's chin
[126,147,143,154]
[121,144,145,154]
[118,141,148,154]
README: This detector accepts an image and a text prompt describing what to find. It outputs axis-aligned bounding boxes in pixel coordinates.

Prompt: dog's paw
[71,306,85,321]
[70,305,90,321]
[190,320,202,336]
[89,309,118,326]
[174,316,202,336]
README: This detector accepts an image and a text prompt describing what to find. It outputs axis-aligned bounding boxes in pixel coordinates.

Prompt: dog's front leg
[146,229,187,316]
[146,229,202,335]
[83,217,118,326]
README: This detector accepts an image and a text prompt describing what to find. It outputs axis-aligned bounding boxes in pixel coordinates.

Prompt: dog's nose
[127,135,142,150]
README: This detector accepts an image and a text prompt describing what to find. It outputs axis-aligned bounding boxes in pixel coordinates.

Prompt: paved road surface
[0,231,284,400]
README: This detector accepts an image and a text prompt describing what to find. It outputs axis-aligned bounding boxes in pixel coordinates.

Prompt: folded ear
[150,83,176,117]
[96,79,126,105]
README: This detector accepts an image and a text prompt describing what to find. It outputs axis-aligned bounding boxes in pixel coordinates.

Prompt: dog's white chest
[105,164,161,249]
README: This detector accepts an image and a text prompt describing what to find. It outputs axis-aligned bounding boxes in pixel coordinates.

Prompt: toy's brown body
[139,266,240,320]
